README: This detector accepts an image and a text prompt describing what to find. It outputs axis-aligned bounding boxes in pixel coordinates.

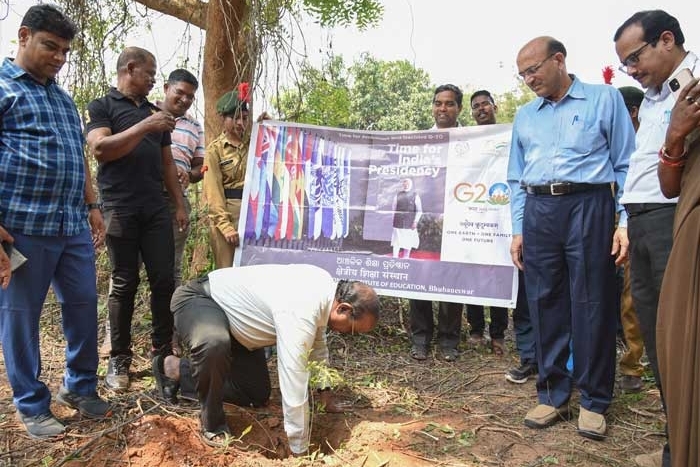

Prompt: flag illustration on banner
[321,139,336,239]
[267,126,285,238]
[308,136,324,240]
[246,124,352,243]
[245,127,265,240]
[255,125,275,239]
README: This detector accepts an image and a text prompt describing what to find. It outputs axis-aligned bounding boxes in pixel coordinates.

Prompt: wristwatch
[87,202,103,211]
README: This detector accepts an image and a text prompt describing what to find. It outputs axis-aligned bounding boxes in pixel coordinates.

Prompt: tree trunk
[133,0,254,144]
[132,0,207,29]
[202,0,253,143]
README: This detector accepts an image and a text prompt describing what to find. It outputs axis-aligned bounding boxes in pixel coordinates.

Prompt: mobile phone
[669,68,694,100]
[2,242,28,272]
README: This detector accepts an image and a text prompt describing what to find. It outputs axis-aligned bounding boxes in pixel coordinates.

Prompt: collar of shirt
[534,74,582,110]
[1,57,56,87]
[154,100,197,124]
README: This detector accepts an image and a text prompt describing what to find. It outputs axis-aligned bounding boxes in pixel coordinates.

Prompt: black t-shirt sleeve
[86,98,112,133]
[161,130,172,147]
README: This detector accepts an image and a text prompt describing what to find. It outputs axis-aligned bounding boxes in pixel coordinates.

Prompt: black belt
[625,203,676,217]
[224,188,243,199]
[523,182,610,196]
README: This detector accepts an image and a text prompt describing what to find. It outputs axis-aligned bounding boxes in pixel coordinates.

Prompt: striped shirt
[155,101,205,173]
[0,58,87,236]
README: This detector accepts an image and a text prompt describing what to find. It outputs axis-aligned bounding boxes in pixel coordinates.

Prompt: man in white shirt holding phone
[614,9,696,467]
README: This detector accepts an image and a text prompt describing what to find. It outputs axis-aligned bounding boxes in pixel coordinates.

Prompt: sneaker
[18,411,65,439]
[505,363,538,384]
[105,355,131,391]
[619,374,643,393]
[577,407,606,440]
[152,355,180,402]
[56,386,112,418]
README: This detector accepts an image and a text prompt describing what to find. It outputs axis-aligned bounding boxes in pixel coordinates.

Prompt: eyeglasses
[618,39,658,75]
[518,53,556,79]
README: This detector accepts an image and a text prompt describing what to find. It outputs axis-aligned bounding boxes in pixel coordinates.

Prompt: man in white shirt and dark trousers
[152,264,379,455]
[613,9,696,467]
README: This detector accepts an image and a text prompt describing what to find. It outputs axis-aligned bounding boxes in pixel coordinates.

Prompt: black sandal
[410,345,428,360]
[200,428,234,448]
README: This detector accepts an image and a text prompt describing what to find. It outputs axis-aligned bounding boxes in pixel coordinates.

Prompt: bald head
[516,36,571,102]
[335,280,380,321]
[116,47,155,74]
[115,47,157,100]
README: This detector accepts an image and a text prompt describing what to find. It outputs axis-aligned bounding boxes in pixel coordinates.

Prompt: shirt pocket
[560,122,601,155]
[218,154,240,185]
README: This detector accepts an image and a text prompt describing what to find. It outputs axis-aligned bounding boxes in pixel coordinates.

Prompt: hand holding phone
[670,68,695,100]
[2,242,27,272]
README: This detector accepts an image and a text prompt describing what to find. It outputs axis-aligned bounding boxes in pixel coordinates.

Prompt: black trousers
[105,203,175,355]
[466,305,508,339]
[171,278,270,432]
[409,300,462,350]
[627,204,675,467]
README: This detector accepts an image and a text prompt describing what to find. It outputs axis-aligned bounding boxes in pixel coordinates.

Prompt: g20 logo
[454,182,510,205]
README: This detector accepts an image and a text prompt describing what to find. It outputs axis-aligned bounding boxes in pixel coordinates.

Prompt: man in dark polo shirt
[86,46,187,391]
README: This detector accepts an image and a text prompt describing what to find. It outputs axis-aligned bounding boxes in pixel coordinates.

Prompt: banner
[236,121,517,307]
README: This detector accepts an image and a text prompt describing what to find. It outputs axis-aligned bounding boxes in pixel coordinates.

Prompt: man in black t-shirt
[86,47,187,391]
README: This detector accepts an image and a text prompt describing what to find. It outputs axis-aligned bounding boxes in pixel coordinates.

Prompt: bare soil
[0,296,665,467]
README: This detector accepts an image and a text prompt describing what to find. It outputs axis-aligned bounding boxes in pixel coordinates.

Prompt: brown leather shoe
[633,449,663,467]
[468,334,487,348]
[577,407,606,440]
[524,404,571,429]
[491,338,506,356]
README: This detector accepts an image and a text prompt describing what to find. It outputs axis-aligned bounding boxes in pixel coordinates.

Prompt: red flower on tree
[602,66,615,85]
[237,82,251,103]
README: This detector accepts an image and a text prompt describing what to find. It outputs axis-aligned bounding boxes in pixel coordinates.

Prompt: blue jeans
[0,229,99,416]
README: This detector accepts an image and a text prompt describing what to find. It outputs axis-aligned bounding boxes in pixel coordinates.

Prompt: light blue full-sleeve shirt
[507,76,635,234]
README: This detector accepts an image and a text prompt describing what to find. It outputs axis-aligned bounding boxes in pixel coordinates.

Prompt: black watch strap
[87,203,103,211]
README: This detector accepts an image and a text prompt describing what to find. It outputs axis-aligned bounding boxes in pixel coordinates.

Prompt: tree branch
[133,0,208,30]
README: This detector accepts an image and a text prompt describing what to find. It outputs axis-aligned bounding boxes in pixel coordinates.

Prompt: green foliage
[301,0,383,29]
[57,0,139,121]
[492,81,536,124]
[349,53,433,131]
[277,55,352,127]
[277,52,434,131]
[306,354,345,389]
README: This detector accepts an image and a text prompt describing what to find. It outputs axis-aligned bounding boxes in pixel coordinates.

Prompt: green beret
[618,86,644,108]
[216,90,248,115]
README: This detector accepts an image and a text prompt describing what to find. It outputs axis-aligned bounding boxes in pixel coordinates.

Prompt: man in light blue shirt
[507,36,634,441]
